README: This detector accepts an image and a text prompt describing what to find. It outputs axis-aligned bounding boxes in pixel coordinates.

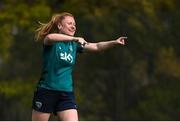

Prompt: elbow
[44,35,53,44]
[96,43,102,52]
[45,34,52,40]
[91,43,102,52]
[85,43,101,52]
[91,44,100,52]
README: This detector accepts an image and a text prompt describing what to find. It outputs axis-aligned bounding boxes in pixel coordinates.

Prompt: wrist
[113,40,118,44]
[73,37,79,42]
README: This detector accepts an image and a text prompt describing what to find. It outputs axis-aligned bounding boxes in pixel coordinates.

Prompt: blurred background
[0,0,180,120]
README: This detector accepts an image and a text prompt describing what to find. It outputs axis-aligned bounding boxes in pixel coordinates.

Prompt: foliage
[0,0,180,120]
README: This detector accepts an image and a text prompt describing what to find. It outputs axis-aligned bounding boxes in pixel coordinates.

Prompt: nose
[71,25,76,31]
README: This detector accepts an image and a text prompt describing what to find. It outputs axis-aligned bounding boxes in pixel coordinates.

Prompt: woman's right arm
[44,33,86,45]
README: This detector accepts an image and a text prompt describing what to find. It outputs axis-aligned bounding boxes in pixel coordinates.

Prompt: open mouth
[69,28,75,32]
[69,30,74,33]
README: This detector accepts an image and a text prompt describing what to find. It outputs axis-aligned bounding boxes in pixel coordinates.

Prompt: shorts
[32,87,77,115]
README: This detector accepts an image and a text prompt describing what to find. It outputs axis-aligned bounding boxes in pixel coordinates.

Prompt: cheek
[61,28,68,33]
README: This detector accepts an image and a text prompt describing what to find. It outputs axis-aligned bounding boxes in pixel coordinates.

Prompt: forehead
[62,16,75,23]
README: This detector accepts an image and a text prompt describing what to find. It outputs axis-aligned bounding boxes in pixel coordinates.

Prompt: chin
[68,33,75,36]
[63,32,75,36]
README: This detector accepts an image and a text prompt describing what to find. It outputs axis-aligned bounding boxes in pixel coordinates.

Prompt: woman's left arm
[83,36,127,52]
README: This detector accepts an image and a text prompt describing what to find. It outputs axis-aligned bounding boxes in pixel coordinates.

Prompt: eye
[67,22,71,25]
[68,22,76,26]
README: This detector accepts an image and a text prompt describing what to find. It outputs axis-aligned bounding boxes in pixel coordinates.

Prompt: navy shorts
[32,87,77,114]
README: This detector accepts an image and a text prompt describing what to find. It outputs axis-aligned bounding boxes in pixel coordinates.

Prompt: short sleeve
[76,42,83,53]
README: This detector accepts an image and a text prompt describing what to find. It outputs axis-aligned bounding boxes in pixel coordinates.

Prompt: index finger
[122,37,128,39]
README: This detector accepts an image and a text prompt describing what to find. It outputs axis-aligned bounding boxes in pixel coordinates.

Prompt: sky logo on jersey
[60,52,73,63]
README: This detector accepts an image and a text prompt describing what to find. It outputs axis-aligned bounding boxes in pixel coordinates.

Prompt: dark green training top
[37,41,82,92]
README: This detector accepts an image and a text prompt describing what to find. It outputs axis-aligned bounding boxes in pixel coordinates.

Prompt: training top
[37,41,82,92]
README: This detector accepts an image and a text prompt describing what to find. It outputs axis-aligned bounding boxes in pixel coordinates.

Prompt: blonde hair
[35,12,74,42]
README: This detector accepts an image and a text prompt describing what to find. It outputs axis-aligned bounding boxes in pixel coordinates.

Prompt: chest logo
[60,52,73,63]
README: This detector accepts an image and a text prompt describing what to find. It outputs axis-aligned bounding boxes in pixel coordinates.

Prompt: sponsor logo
[60,52,73,63]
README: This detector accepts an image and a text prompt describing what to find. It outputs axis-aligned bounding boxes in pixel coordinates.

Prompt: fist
[116,37,127,45]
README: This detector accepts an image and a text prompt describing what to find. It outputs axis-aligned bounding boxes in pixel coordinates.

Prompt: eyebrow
[67,21,76,25]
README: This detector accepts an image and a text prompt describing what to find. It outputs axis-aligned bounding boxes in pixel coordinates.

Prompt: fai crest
[35,101,42,109]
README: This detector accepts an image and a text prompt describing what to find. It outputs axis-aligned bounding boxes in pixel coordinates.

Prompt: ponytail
[35,12,74,42]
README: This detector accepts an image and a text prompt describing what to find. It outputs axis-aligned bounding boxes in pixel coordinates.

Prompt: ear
[58,24,62,30]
